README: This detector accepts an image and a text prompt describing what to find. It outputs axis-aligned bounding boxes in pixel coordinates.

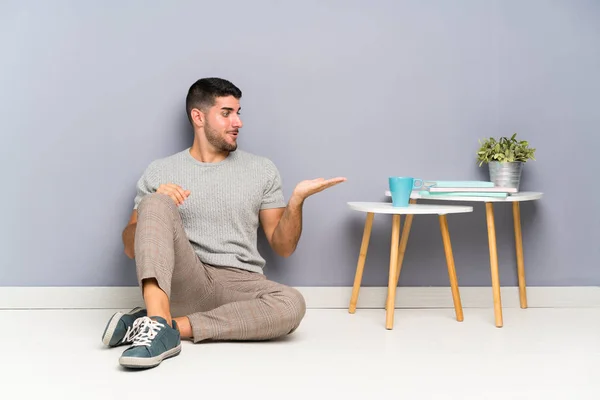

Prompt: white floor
[2,307,599,399]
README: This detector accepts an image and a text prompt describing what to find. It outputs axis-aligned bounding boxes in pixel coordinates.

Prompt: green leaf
[475,132,536,164]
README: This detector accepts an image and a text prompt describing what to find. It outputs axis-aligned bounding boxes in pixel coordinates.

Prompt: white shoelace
[129,317,165,347]
[121,317,146,344]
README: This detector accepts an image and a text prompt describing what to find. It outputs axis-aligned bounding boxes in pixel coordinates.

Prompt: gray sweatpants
[134,193,306,343]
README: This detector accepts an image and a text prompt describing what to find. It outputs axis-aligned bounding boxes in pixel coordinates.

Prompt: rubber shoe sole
[101,307,145,347]
[119,344,182,369]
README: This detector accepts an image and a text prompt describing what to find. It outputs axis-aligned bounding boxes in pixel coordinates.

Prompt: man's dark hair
[185,77,242,123]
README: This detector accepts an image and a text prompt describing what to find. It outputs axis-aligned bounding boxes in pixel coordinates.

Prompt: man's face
[202,96,243,152]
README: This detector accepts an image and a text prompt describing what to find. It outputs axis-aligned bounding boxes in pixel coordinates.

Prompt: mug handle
[413,178,423,189]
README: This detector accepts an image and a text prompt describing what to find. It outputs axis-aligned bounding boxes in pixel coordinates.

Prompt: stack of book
[417,181,517,198]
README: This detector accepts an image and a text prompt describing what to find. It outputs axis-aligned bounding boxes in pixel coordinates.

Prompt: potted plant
[476,133,536,190]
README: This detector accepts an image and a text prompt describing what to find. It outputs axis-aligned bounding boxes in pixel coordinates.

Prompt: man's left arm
[260,194,304,258]
[260,177,346,258]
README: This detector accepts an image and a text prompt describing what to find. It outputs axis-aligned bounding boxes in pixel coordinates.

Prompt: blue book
[429,186,517,193]
[419,190,508,198]
[425,180,494,188]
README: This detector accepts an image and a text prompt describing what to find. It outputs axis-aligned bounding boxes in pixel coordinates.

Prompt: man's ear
[190,108,204,127]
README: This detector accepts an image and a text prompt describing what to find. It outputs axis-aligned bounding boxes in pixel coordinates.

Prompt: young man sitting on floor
[101,77,346,369]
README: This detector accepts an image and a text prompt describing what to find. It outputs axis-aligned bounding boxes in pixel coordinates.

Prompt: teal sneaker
[119,316,181,369]
[101,307,147,347]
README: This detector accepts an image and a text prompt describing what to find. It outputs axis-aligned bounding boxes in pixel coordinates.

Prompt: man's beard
[205,122,237,152]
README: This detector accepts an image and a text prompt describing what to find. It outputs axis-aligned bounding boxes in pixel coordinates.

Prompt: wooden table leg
[439,214,464,322]
[386,214,402,329]
[485,203,503,327]
[386,199,416,309]
[513,202,527,309]
[395,199,417,287]
[349,212,374,313]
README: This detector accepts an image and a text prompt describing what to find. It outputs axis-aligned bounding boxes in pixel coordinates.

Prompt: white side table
[347,202,473,329]
[384,191,544,327]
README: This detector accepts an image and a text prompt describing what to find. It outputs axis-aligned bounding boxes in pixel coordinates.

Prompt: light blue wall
[1,0,598,287]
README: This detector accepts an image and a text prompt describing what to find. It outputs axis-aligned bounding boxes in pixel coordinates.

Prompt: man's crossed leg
[102,193,306,369]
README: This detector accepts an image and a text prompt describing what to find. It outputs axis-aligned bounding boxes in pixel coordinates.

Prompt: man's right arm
[122,210,138,259]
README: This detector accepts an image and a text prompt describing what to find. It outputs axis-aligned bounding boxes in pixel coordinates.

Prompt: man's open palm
[293,177,347,200]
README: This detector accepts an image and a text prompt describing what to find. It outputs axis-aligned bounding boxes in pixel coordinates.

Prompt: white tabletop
[348,202,473,215]
[383,191,543,203]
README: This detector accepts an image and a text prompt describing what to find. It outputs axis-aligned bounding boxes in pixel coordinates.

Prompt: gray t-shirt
[133,148,286,274]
